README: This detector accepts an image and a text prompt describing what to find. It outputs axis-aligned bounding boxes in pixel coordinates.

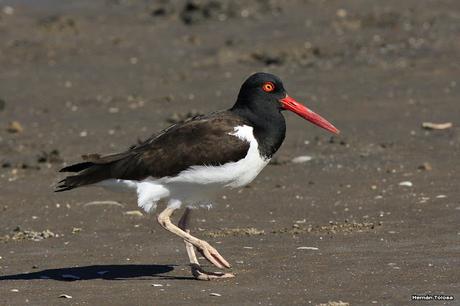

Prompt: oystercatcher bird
[56,72,339,280]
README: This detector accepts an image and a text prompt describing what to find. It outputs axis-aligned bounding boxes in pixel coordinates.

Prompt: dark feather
[59,162,94,173]
[56,111,251,191]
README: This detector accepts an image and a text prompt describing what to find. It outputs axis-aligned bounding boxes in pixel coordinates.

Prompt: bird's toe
[191,264,235,280]
[196,240,231,269]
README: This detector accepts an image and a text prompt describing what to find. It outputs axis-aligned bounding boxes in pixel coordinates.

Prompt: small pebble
[336,8,347,18]
[418,162,432,171]
[123,210,143,217]
[7,121,23,133]
[297,246,319,250]
[291,155,312,164]
[422,122,452,130]
[3,6,14,15]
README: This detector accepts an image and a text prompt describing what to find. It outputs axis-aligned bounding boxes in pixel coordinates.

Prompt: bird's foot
[191,264,235,281]
[195,239,231,269]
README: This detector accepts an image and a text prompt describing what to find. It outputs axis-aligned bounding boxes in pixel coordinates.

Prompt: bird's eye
[262,82,275,92]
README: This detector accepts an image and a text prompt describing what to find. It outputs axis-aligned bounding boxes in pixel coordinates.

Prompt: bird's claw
[196,240,231,269]
[190,264,235,281]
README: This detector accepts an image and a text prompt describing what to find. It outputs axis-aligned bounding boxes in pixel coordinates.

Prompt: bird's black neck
[230,104,286,159]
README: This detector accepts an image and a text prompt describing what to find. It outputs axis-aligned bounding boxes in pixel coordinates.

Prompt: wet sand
[0,0,459,305]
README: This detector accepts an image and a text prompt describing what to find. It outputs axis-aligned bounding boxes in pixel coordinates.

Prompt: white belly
[98,125,269,212]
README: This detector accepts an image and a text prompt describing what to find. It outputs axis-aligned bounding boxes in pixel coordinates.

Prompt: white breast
[166,125,269,188]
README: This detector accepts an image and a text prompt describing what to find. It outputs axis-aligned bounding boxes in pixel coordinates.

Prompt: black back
[56,112,250,191]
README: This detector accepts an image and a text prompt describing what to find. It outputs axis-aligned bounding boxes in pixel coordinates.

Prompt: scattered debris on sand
[422,122,453,130]
[179,0,281,25]
[291,155,313,164]
[297,246,319,250]
[71,227,82,234]
[249,46,321,67]
[0,149,62,171]
[38,15,78,34]
[317,301,350,306]
[205,221,380,238]
[6,121,23,133]
[205,227,265,238]
[123,210,144,217]
[0,0,458,303]
[273,220,381,235]
[0,159,39,170]
[398,181,413,187]
[37,149,63,164]
[1,226,57,242]
[250,50,286,66]
[2,6,14,15]
[418,162,432,171]
[82,200,125,208]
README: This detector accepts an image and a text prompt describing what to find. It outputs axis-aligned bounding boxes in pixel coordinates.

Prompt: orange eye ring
[262,82,275,92]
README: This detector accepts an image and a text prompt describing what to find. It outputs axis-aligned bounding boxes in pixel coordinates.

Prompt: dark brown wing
[56,111,250,191]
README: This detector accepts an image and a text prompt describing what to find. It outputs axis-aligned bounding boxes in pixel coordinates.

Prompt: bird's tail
[55,163,107,192]
[55,152,130,192]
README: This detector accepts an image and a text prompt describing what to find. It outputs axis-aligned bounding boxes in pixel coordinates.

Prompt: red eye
[262,82,275,92]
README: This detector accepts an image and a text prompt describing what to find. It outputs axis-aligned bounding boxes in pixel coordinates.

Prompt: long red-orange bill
[279,95,340,134]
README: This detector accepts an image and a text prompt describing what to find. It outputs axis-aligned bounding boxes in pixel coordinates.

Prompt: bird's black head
[233,72,287,113]
[231,72,340,135]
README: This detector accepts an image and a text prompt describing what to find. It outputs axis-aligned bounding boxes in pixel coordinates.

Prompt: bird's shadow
[0,264,194,281]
